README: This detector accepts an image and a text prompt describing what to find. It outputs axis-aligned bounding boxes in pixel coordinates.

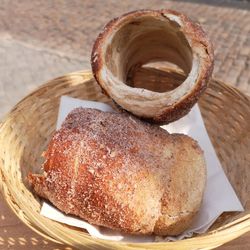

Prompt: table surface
[0,0,250,249]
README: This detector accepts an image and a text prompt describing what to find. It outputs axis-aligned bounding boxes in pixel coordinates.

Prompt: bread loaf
[28,108,206,236]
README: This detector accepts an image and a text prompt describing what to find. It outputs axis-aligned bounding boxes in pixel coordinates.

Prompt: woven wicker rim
[0,70,250,250]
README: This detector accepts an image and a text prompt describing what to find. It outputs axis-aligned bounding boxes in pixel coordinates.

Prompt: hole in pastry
[127,61,186,93]
[105,15,192,93]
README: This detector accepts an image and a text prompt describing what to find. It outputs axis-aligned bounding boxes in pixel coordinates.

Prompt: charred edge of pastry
[91,9,214,124]
[28,173,48,200]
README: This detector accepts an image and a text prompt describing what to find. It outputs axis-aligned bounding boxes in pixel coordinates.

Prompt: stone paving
[0,34,89,117]
[0,0,250,118]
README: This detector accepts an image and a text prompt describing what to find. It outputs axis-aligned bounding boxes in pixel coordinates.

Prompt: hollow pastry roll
[28,108,206,236]
[91,9,214,124]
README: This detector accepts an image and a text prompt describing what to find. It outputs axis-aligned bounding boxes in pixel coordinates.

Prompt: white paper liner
[40,96,244,242]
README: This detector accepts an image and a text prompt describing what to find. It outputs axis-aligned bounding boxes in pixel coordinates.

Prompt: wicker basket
[0,69,250,250]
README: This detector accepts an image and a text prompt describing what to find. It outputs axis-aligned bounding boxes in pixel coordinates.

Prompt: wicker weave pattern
[0,70,249,250]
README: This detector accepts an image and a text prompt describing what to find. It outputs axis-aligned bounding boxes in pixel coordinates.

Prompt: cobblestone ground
[0,35,89,117]
[0,0,250,118]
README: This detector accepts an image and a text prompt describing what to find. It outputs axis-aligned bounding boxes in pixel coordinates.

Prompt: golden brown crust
[28,108,206,235]
[91,9,214,124]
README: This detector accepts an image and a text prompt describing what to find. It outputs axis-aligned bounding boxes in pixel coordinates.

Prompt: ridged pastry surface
[29,108,206,235]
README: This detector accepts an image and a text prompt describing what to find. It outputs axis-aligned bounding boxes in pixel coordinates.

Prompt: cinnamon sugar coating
[28,108,206,235]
